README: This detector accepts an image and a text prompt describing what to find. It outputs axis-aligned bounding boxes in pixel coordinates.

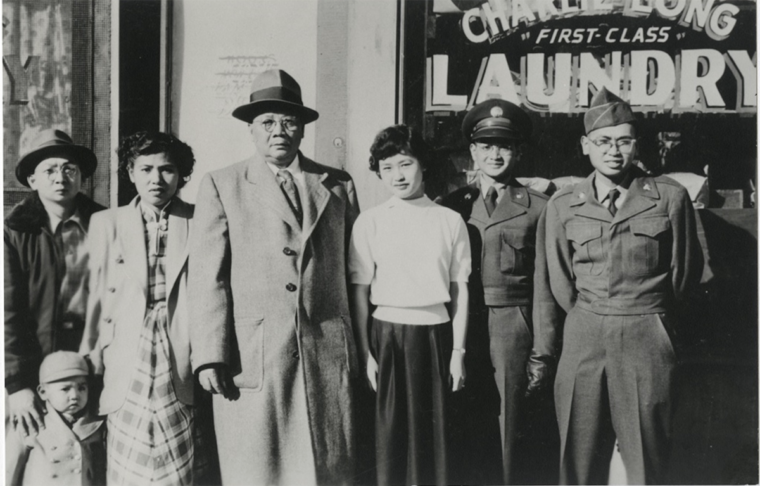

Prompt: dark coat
[441,179,549,306]
[189,153,360,485]
[4,192,105,393]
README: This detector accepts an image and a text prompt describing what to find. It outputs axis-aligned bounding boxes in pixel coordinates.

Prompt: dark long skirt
[371,318,453,486]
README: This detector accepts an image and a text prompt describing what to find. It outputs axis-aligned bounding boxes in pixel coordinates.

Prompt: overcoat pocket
[232,317,265,391]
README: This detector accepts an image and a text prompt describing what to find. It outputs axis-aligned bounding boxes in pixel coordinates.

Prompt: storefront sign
[426,0,756,114]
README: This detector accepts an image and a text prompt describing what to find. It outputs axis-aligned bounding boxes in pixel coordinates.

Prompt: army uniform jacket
[6,404,105,486]
[442,179,549,307]
[533,170,703,359]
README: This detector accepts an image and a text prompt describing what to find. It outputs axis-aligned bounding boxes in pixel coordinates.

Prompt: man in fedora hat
[440,99,558,484]
[5,129,104,439]
[530,88,702,484]
[189,69,360,485]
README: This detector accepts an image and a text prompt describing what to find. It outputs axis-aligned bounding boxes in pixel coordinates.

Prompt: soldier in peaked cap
[441,99,558,484]
[189,69,360,485]
[529,87,703,484]
[5,129,104,442]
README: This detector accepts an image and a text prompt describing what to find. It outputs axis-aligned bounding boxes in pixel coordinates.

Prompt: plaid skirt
[106,303,194,486]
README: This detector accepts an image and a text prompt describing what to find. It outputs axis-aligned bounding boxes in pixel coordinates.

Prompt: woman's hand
[9,388,46,437]
[450,350,466,392]
[366,355,379,392]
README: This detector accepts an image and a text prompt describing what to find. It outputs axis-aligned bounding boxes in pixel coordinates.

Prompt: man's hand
[9,388,46,437]
[366,355,379,392]
[198,366,238,400]
[525,357,553,399]
[450,350,466,392]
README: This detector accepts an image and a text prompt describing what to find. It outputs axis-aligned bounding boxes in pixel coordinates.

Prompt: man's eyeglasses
[39,165,80,180]
[257,118,301,133]
[588,137,636,154]
[475,143,516,155]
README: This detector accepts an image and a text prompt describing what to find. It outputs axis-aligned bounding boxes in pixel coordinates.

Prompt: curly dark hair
[369,125,431,177]
[117,131,196,189]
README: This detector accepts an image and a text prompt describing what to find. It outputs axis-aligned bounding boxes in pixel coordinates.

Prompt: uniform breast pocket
[566,223,605,276]
[500,230,533,275]
[233,317,265,391]
[627,217,671,275]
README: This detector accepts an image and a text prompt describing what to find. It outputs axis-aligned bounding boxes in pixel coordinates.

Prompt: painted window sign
[427,0,757,114]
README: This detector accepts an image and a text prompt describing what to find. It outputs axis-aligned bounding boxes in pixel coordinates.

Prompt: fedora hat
[16,129,97,187]
[232,69,319,124]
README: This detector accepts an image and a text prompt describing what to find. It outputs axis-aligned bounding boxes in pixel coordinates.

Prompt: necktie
[608,188,620,217]
[485,185,499,217]
[277,169,303,226]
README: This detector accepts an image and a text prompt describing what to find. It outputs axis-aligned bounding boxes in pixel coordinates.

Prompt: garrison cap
[462,99,532,142]
[584,87,636,134]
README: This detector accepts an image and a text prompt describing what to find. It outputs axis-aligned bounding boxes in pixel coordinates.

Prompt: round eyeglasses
[256,118,301,133]
[39,165,80,180]
[588,137,636,154]
[475,143,516,155]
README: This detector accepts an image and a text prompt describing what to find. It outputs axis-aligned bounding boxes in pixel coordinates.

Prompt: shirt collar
[479,171,510,198]
[138,197,173,223]
[594,171,632,203]
[48,208,84,234]
[266,154,302,177]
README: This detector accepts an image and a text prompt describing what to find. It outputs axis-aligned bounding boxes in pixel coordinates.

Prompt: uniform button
[286,283,297,292]
[116,256,124,263]
[292,351,300,359]
[108,287,116,293]
[51,458,59,463]
[104,317,112,323]
[52,474,58,478]
[283,247,296,256]
[51,446,57,450]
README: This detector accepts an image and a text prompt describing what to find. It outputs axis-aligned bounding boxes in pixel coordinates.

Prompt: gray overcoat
[189,153,360,485]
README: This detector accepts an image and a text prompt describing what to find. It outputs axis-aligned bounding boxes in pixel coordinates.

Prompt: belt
[575,292,670,315]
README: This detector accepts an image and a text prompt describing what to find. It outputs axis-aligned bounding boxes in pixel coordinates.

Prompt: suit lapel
[486,184,528,228]
[569,174,613,223]
[612,176,659,224]
[245,155,301,231]
[469,182,490,225]
[118,200,149,296]
[300,156,331,245]
[165,199,190,295]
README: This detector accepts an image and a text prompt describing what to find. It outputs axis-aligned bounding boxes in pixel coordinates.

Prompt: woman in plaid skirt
[80,132,205,485]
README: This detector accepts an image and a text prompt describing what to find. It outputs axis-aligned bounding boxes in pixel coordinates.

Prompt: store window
[3,0,110,211]
[400,0,757,207]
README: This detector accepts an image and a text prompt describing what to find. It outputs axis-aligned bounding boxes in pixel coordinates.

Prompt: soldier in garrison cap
[440,99,558,485]
[529,87,703,484]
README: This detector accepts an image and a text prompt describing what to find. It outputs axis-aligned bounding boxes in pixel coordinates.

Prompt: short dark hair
[369,125,431,175]
[117,131,196,189]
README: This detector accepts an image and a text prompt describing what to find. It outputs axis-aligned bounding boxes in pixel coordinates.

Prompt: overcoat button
[293,351,300,359]
[286,283,297,292]
[283,247,295,256]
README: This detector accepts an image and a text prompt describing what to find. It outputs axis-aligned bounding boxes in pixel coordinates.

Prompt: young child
[80,131,200,485]
[5,351,106,486]
[348,125,472,485]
